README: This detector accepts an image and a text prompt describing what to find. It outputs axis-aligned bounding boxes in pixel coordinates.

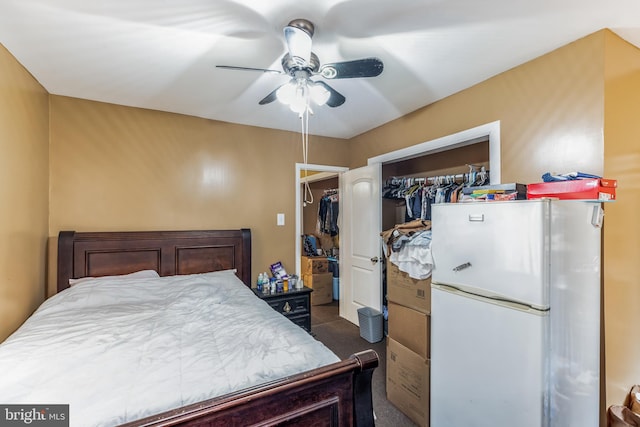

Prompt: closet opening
[295,164,348,325]
[301,176,340,257]
[295,164,348,276]
[372,121,499,353]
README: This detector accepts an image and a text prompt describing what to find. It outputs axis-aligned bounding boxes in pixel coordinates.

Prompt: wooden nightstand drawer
[288,314,311,331]
[253,286,312,332]
[265,294,310,316]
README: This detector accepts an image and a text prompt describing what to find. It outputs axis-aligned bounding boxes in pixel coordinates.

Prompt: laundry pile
[381,219,433,280]
[541,171,601,182]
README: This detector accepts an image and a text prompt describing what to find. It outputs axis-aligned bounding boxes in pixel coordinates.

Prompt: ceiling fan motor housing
[287,19,315,38]
[282,52,320,74]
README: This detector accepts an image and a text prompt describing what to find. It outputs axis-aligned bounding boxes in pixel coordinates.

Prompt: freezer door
[432,200,549,308]
[430,285,549,427]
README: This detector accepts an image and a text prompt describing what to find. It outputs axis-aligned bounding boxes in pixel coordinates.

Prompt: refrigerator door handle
[453,262,472,272]
[432,283,549,314]
[432,283,461,293]
[591,205,604,228]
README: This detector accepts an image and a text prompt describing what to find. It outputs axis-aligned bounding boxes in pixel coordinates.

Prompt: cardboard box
[303,273,333,305]
[527,178,617,201]
[301,256,329,275]
[303,272,332,289]
[387,259,431,314]
[388,302,430,358]
[386,338,430,427]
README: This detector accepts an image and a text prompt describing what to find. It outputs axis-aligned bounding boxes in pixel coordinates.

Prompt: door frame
[295,163,349,276]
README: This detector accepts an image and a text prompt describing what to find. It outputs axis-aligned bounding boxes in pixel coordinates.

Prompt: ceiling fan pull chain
[302,110,314,205]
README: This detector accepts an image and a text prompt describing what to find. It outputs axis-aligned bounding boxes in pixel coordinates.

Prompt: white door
[339,164,382,325]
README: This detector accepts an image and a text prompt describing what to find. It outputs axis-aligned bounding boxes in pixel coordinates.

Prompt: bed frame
[57,229,378,427]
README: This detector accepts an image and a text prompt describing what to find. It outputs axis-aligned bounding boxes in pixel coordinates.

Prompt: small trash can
[357,307,384,343]
[329,260,339,278]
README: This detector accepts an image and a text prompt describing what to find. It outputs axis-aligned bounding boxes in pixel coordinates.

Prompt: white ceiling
[1,0,640,139]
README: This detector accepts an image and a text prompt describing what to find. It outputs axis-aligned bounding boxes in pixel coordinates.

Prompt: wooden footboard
[119,349,378,427]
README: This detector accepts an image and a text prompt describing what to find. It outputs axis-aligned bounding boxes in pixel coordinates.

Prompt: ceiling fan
[216,19,384,112]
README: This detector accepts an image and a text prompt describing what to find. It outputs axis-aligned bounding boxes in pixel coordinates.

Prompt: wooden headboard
[57,229,251,293]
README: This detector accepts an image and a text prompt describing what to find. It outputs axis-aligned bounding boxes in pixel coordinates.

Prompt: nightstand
[253,286,312,332]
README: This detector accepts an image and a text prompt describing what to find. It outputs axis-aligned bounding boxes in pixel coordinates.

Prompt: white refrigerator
[430,199,602,427]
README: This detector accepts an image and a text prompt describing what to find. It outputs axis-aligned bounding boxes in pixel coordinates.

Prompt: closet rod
[389,175,460,184]
[425,173,466,183]
[387,172,488,184]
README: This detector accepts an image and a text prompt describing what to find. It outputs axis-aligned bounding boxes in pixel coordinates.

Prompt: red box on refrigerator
[527,178,616,201]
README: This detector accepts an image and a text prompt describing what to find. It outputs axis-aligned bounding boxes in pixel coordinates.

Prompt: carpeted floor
[311,301,418,427]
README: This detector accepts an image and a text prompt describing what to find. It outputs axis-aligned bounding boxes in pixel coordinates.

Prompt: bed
[0,229,377,426]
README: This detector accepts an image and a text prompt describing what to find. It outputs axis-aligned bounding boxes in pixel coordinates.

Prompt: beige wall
[47,96,349,295]
[0,44,49,340]
[603,31,640,407]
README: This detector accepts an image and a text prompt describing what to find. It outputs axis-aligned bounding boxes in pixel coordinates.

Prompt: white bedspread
[0,270,340,426]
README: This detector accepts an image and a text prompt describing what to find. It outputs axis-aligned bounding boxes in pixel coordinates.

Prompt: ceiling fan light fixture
[309,81,330,106]
[289,97,308,115]
[276,80,297,105]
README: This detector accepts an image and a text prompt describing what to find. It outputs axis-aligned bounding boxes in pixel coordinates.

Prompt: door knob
[370,256,379,263]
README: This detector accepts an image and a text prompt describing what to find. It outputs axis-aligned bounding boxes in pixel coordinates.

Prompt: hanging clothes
[318,190,339,237]
[382,168,490,222]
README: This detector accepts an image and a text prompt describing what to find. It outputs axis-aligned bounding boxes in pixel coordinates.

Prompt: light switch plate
[277,213,285,226]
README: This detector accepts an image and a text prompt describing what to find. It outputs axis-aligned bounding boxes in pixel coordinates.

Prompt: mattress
[0,270,340,426]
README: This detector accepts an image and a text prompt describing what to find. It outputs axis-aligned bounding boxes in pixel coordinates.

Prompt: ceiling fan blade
[284,25,312,66]
[319,58,384,79]
[315,81,345,107]
[258,84,286,105]
[216,65,282,74]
